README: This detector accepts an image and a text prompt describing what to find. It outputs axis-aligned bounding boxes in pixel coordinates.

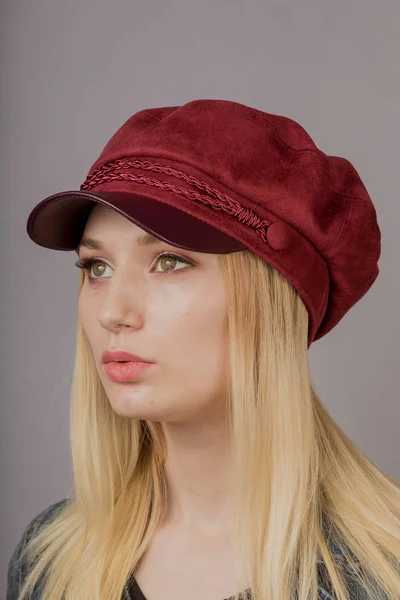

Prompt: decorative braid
[81,158,271,242]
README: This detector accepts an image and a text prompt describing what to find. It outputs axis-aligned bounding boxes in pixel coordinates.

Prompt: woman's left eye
[153,253,192,273]
[74,252,193,281]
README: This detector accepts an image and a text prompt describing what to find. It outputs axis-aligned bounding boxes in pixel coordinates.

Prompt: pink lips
[101,349,155,382]
[102,349,153,364]
[103,360,154,382]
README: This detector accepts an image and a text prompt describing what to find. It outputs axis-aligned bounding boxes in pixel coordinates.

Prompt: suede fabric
[26,99,381,347]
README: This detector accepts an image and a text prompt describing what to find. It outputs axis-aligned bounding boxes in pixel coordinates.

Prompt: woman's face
[78,204,230,423]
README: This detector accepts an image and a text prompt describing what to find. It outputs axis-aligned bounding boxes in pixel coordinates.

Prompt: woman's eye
[74,258,111,280]
[74,253,192,281]
[153,253,191,273]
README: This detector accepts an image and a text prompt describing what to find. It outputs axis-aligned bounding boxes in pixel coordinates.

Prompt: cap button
[266,221,291,250]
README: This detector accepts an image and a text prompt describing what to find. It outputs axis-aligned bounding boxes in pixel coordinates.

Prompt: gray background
[1,0,399,597]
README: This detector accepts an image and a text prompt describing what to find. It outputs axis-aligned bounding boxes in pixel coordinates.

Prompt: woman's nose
[96,269,145,331]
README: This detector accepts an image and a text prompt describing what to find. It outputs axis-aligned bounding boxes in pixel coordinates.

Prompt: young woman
[7,99,400,600]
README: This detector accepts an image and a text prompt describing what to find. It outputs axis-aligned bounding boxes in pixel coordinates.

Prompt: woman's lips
[103,361,154,382]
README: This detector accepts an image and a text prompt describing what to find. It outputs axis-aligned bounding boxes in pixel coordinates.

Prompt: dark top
[7,498,384,600]
[124,574,147,599]
[123,573,253,600]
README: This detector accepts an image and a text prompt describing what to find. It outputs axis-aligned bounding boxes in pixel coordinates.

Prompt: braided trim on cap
[80,158,271,242]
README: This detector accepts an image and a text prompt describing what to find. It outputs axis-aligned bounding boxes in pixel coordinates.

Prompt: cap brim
[26,190,247,254]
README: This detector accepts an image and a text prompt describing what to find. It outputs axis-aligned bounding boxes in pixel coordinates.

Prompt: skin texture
[78,204,236,538]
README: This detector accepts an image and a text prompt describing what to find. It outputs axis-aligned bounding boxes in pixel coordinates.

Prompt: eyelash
[74,251,194,282]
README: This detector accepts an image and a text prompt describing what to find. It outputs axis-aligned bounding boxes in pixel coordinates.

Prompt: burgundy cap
[26,99,381,348]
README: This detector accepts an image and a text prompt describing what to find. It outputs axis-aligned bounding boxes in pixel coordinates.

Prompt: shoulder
[317,532,390,600]
[7,498,70,600]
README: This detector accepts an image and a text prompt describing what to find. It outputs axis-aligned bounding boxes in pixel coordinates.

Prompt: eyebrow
[77,232,163,252]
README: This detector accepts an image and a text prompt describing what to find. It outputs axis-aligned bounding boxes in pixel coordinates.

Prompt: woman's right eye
[74,258,110,281]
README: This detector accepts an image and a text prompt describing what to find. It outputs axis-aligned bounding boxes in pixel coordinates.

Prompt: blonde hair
[17,249,400,600]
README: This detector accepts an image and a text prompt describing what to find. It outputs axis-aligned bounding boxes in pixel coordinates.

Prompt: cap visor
[26,190,247,253]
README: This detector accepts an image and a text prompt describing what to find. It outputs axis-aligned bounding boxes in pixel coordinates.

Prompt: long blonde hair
[17,249,400,600]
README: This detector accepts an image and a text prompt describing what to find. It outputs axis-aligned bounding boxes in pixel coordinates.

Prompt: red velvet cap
[26,99,381,347]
